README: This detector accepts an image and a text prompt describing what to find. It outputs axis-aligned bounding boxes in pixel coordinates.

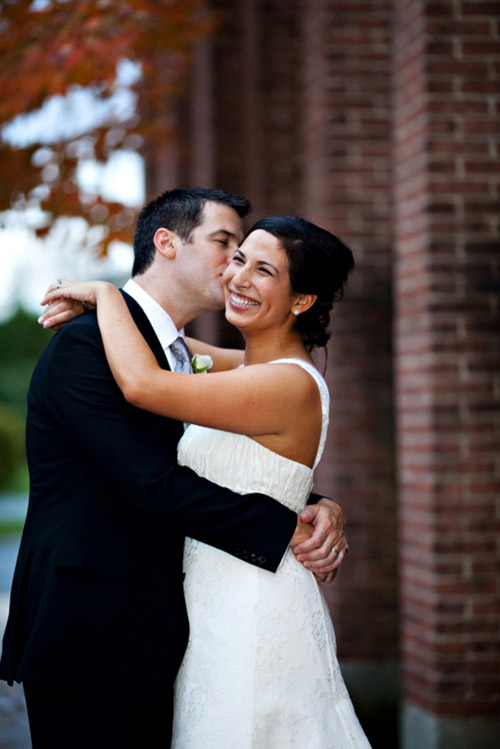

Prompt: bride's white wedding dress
[172,359,371,748]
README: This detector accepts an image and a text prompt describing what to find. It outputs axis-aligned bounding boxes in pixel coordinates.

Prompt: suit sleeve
[42,317,297,572]
[307,493,324,505]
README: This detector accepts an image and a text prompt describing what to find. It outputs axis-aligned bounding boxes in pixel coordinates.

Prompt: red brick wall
[184,1,309,342]
[393,0,500,717]
[301,0,397,663]
[209,0,304,216]
[161,0,399,666]
[145,0,500,732]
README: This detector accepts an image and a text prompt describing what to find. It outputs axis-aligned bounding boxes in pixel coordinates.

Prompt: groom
[0,187,345,748]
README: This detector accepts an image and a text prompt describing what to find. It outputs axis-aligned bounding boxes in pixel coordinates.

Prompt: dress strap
[268,358,330,469]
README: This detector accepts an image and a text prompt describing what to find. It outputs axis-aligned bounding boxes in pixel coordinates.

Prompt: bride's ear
[292,293,317,316]
[154,228,178,260]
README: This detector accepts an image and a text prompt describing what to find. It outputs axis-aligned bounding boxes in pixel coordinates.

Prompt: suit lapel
[120,290,171,371]
[120,290,184,443]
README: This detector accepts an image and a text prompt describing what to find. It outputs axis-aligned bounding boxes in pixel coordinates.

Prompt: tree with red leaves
[0,0,212,252]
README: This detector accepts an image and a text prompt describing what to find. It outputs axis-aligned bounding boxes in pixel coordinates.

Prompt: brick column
[393,1,500,746]
[181,2,399,742]
[302,3,398,741]
[189,36,215,187]
[189,0,305,345]
[209,0,305,217]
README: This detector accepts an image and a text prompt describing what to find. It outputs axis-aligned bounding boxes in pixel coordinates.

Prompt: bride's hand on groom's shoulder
[38,298,86,330]
[38,279,107,329]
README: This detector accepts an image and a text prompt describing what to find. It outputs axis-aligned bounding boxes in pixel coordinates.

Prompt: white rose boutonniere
[191,353,214,374]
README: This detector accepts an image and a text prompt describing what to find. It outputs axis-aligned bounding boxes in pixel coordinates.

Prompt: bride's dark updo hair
[247,216,354,351]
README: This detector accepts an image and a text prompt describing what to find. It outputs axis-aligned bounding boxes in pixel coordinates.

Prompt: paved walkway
[0,498,31,748]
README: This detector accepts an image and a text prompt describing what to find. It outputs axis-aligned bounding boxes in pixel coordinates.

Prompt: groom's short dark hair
[132,187,252,276]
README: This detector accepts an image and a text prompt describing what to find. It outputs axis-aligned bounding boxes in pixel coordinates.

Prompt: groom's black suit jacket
[0,293,297,702]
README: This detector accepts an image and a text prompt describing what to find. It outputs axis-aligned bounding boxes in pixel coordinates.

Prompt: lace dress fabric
[172,359,371,748]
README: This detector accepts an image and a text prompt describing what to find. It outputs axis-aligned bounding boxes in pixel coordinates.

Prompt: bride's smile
[227,291,260,310]
[223,229,305,334]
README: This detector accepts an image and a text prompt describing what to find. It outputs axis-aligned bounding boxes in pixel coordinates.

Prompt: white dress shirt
[123,279,187,371]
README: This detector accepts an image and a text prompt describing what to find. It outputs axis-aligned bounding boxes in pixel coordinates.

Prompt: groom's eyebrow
[211,229,237,239]
[211,229,243,244]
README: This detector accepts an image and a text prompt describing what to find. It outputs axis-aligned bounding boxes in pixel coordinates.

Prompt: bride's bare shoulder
[262,360,323,408]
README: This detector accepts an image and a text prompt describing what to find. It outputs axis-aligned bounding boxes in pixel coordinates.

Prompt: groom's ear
[154,228,178,260]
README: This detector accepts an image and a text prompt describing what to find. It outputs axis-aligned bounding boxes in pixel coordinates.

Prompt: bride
[42,215,371,748]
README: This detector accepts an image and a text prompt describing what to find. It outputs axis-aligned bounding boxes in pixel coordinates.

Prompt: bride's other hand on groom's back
[291,498,347,583]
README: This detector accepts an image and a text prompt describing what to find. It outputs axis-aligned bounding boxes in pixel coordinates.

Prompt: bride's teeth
[232,293,258,308]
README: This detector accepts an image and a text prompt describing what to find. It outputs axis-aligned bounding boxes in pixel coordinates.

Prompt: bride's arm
[185,337,244,372]
[41,281,318,438]
[42,281,347,573]
[38,292,244,371]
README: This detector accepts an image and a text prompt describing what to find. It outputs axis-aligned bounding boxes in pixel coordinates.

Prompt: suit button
[258,556,266,565]
[250,553,257,562]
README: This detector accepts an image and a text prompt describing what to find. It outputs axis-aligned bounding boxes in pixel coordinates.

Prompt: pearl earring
[293,309,300,316]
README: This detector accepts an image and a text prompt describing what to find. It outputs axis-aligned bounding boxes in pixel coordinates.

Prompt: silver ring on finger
[56,278,62,289]
[331,546,340,556]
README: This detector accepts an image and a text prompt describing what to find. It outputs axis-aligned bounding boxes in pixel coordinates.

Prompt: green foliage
[0,402,25,491]
[0,307,52,417]
[0,307,52,491]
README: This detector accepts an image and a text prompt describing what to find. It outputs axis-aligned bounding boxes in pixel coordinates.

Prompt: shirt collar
[123,279,184,352]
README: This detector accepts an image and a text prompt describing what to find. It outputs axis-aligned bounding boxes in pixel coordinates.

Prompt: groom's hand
[290,518,315,547]
[292,498,348,582]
